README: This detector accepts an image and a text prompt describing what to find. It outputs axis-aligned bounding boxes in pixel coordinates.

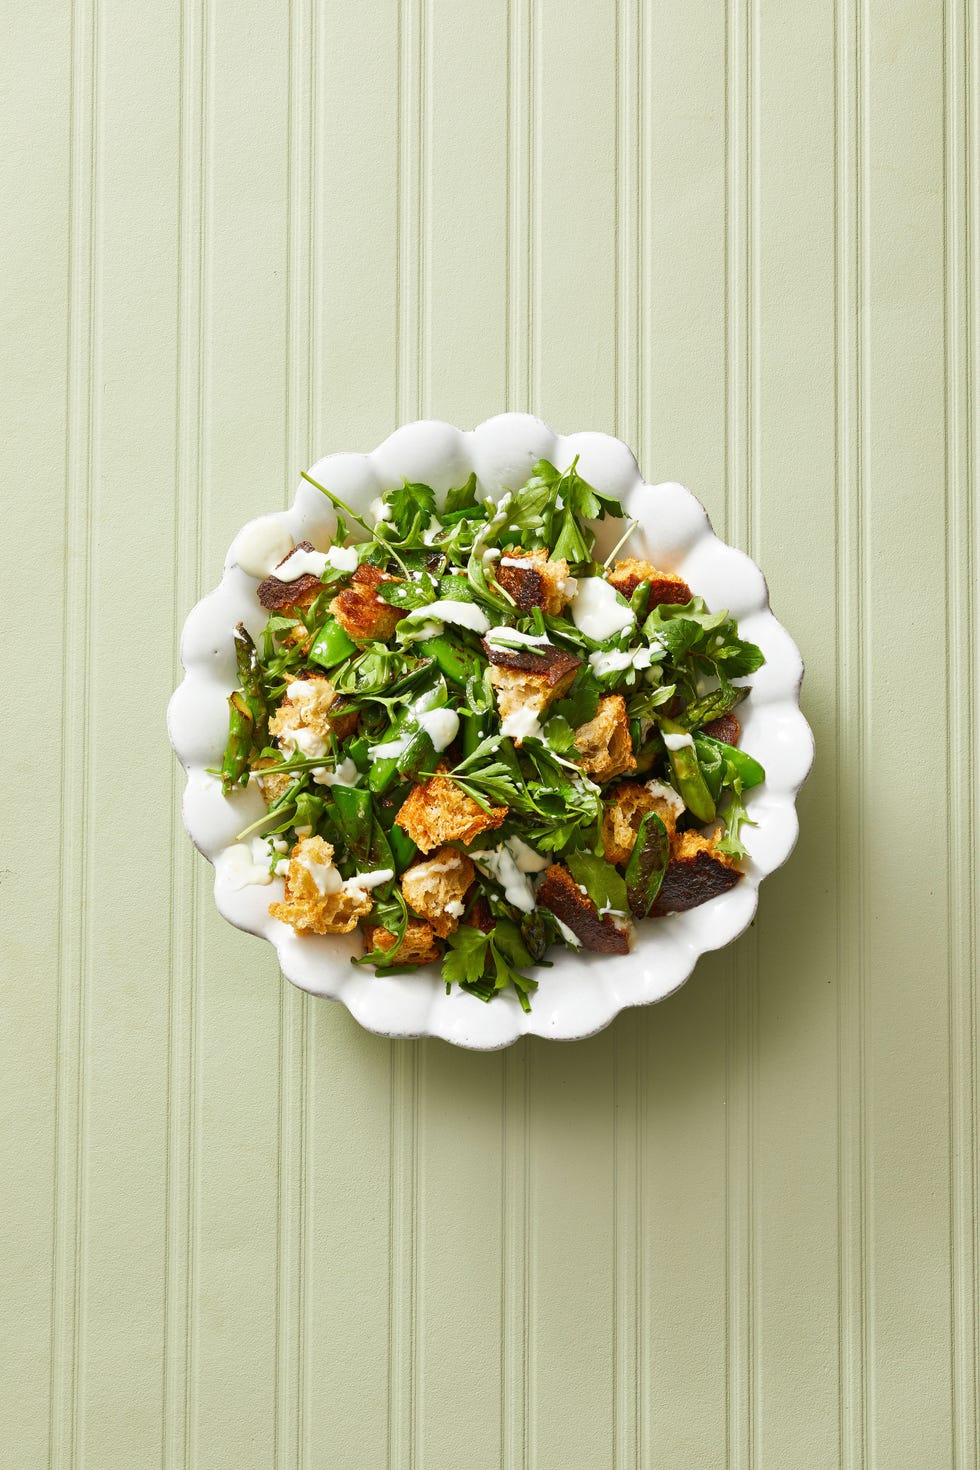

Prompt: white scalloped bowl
[169,415,813,1049]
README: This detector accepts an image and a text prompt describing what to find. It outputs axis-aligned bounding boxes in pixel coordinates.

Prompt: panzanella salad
[216,461,766,1011]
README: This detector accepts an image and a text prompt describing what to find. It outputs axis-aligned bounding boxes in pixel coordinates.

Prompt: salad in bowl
[169,415,812,1048]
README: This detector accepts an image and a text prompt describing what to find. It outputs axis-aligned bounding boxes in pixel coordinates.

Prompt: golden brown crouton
[574,694,636,781]
[362,918,442,965]
[251,755,296,805]
[703,713,741,746]
[395,763,507,853]
[257,541,324,613]
[269,836,372,935]
[400,846,475,938]
[649,831,741,915]
[536,865,632,954]
[268,675,359,759]
[484,641,581,737]
[329,563,404,643]
[606,558,692,607]
[494,547,573,615]
[601,780,685,863]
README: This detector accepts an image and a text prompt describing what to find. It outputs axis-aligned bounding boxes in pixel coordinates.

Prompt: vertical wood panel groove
[501,1048,530,1470]
[49,1,97,1461]
[945,1,979,1464]
[163,0,207,1464]
[835,0,870,1461]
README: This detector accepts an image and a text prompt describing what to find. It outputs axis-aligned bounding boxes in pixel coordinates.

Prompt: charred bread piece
[703,713,741,746]
[648,831,741,915]
[606,557,692,607]
[536,865,632,955]
[329,563,404,643]
[494,547,573,615]
[257,541,324,613]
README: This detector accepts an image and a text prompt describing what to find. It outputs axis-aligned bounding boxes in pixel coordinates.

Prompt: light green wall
[2,2,977,1466]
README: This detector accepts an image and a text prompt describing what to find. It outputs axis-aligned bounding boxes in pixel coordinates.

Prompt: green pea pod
[460,712,485,758]
[397,728,437,782]
[388,823,417,872]
[660,717,716,823]
[221,692,254,793]
[417,634,481,687]
[367,708,413,793]
[331,785,374,864]
[308,615,358,670]
[368,821,398,899]
[693,737,725,803]
[624,811,670,917]
[693,733,766,790]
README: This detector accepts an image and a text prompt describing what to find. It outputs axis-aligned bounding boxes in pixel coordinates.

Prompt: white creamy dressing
[569,576,635,641]
[506,836,550,873]
[485,626,552,649]
[231,517,295,579]
[645,778,686,818]
[588,644,653,677]
[559,575,578,600]
[663,731,695,752]
[345,868,394,900]
[325,544,359,571]
[500,706,544,743]
[416,706,459,752]
[368,731,414,762]
[311,757,360,788]
[294,847,393,901]
[280,726,329,759]
[409,599,491,634]
[422,519,444,545]
[445,899,464,919]
[500,556,535,568]
[481,547,502,564]
[285,678,324,704]
[219,837,283,890]
[554,916,581,947]
[369,498,392,523]
[472,841,540,913]
[270,546,330,582]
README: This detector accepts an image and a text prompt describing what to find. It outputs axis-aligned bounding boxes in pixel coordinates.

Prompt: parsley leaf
[564,850,629,914]
[383,481,438,540]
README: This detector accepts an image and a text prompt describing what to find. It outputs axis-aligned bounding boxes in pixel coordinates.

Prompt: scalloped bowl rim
[168,414,814,1049]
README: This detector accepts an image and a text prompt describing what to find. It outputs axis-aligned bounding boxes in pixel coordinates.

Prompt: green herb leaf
[564,850,629,914]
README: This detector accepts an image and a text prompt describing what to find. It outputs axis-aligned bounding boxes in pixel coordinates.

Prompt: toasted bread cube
[648,830,741,915]
[269,836,372,935]
[268,674,359,760]
[252,755,295,806]
[400,845,475,938]
[601,779,685,864]
[536,865,632,954]
[257,541,324,614]
[574,694,636,781]
[329,563,403,643]
[606,558,692,607]
[703,713,741,746]
[485,641,581,736]
[396,763,507,853]
[363,918,442,965]
[494,547,574,615]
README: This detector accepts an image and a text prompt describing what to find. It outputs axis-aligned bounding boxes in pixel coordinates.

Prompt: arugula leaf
[444,472,478,515]
[565,850,629,914]
[715,765,757,860]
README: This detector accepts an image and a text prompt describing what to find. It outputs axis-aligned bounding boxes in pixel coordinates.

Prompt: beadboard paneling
[1,2,977,1466]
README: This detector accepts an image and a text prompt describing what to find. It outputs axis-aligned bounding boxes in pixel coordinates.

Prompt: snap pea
[625,811,670,917]
[331,785,374,864]
[660,716,716,823]
[368,821,398,899]
[693,734,766,790]
[388,823,418,873]
[396,728,437,782]
[221,692,254,793]
[417,634,481,687]
[308,615,358,670]
[692,737,725,803]
[460,712,485,758]
[367,707,414,794]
